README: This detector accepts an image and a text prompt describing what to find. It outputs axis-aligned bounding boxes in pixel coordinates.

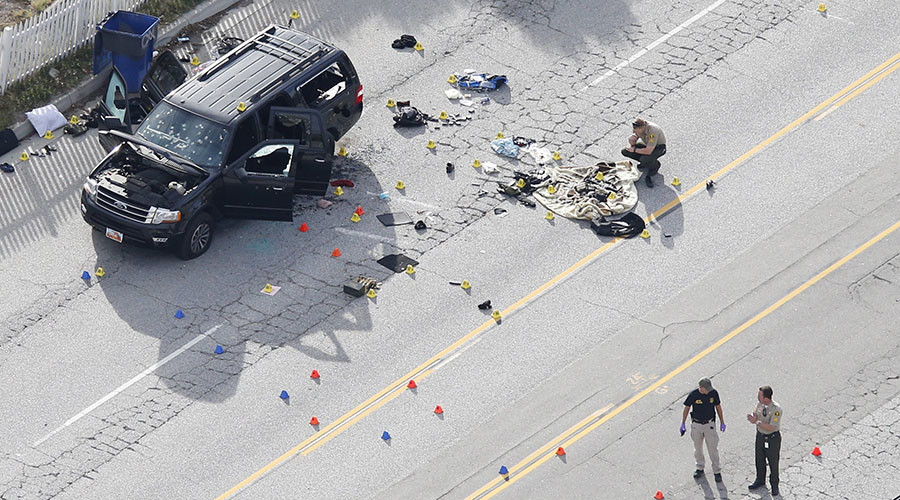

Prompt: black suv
[81,25,363,259]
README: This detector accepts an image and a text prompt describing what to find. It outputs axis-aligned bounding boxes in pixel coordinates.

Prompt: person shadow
[695,474,730,499]
[640,172,684,249]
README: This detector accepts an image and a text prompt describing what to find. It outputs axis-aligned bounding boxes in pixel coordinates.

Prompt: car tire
[176,212,214,260]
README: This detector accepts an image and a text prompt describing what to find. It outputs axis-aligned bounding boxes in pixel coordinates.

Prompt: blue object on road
[499,465,509,475]
[491,138,519,158]
[81,271,91,280]
[280,390,289,400]
[381,431,391,441]
[93,11,159,93]
[458,74,507,91]
[214,345,224,354]
[174,309,184,319]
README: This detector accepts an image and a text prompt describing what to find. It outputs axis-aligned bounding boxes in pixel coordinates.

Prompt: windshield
[136,102,229,168]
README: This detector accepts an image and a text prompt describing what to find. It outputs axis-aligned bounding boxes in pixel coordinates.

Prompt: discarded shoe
[446,162,454,173]
[516,196,536,208]
[0,163,14,173]
[477,300,492,310]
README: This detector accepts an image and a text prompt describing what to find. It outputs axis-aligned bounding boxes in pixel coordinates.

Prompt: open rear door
[140,50,188,112]
[267,107,332,196]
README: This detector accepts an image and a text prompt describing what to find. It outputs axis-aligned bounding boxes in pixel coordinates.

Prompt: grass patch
[0,0,210,131]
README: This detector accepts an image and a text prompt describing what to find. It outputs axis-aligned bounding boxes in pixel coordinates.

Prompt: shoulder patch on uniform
[695,399,702,404]
[709,397,714,403]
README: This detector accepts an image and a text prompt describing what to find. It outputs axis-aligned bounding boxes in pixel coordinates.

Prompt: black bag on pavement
[591,212,646,238]
[0,128,18,157]
[392,106,425,127]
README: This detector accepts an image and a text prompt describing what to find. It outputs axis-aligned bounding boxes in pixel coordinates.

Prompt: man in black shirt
[681,378,726,482]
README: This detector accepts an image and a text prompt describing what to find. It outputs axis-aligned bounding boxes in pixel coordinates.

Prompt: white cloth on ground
[533,160,641,219]
[26,104,67,137]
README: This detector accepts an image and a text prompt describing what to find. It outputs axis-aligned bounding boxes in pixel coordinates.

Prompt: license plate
[105,227,123,243]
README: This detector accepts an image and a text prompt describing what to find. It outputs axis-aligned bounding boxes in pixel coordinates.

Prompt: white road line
[580,0,728,91]
[33,325,221,447]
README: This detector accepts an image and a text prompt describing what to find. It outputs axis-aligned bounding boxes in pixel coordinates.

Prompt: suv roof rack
[169,25,336,124]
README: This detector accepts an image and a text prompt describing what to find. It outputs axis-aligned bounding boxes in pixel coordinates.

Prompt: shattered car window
[136,102,229,168]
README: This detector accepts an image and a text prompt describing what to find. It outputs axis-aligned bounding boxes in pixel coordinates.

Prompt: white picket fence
[0,0,146,95]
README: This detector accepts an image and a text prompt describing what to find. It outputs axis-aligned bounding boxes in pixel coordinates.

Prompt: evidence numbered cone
[298,223,309,232]
[309,416,319,426]
[337,147,348,156]
[19,152,28,161]
[545,211,554,221]
[331,248,342,257]
[426,140,436,149]
[367,288,377,298]
[414,42,423,51]
[350,213,361,223]
[381,431,391,441]
[174,309,185,319]
[548,185,557,194]
[473,159,482,168]
[355,206,365,215]
[812,446,822,456]
[95,267,105,277]
[491,310,501,320]
[334,186,344,196]
[654,491,665,500]
[460,280,471,290]
[290,9,299,19]
[405,264,415,275]
[236,102,246,112]
[499,465,509,477]
[407,379,417,389]
[556,447,566,456]
[817,3,827,12]
[310,369,320,379]
[386,99,395,108]
[396,180,406,190]
[81,271,90,280]
[191,55,201,66]
[671,177,681,187]
[496,131,505,139]
[263,283,274,294]
[448,74,457,84]
[553,151,562,161]
[641,229,651,239]
[280,390,289,400]
[434,405,444,414]
[516,178,526,188]
[215,345,224,354]
[439,110,449,120]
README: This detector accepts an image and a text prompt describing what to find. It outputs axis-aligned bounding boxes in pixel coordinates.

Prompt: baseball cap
[699,378,713,391]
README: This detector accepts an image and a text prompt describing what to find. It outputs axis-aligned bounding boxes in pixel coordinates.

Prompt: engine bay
[94,144,202,207]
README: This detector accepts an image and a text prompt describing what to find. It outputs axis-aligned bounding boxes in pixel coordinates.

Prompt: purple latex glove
[720,423,726,432]
[679,423,686,436]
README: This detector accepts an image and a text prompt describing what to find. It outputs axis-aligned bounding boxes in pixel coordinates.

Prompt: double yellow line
[217,51,900,499]
[468,218,900,499]
[466,52,900,499]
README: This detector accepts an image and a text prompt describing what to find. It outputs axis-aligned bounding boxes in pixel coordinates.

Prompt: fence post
[0,27,12,95]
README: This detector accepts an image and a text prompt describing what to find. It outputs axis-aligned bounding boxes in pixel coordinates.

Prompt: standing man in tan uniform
[680,378,726,482]
[747,385,782,496]
[622,117,667,188]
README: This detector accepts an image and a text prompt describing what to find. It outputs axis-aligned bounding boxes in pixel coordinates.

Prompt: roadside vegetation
[0,0,207,130]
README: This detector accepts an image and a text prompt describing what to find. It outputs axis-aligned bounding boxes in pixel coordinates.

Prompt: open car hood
[101,129,208,176]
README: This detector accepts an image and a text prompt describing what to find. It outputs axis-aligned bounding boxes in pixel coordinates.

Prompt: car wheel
[176,212,214,260]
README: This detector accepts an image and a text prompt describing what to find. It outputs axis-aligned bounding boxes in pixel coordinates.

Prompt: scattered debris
[453,73,508,91]
[491,138,519,158]
[533,161,641,219]
[376,212,413,226]
[331,179,355,187]
[482,162,499,174]
[391,34,417,49]
[444,88,463,100]
[446,162,455,174]
[317,199,333,208]
[493,207,508,217]
[591,213,646,238]
[261,283,281,296]
[414,220,427,230]
[706,179,716,190]
[477,300,492,310]
[0,163,14,173]
[377,253,420,273]
[344,276,382,297]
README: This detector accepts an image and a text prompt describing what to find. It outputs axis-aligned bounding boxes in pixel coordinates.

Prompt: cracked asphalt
[1,0,899,499]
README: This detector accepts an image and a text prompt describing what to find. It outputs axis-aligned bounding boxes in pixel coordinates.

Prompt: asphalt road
[1,0,899,499]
